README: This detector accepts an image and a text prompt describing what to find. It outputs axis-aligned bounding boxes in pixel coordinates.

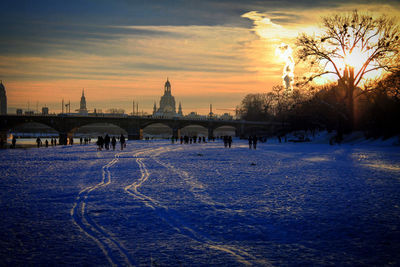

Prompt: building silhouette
[153,79,182,118]
[0,80,7,115]
[178,102,183,116]
[76,89,88,115]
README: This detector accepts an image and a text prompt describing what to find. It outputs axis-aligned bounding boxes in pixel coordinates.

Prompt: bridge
[0,114,286,145]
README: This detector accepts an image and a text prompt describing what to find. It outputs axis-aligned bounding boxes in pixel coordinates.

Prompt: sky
[1,0,400,115]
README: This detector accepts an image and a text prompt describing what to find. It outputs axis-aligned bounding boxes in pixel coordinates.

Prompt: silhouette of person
[228,136,232,148]
[248,136,253,149]
[253,135,257,149]
[111,136,116,150]
[104,134,110,150]
[45,140,49,147]
[36,137,41,148]
[97,136,103,150]
[223,136,228,148]
[12,136,16,148]
[120,134,125,150]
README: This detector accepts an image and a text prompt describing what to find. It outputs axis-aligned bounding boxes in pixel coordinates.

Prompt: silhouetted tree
[240,93,272,121]
[360,72,400,138]
[296,10,400,130]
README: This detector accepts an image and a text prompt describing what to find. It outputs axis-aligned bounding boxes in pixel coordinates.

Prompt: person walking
[120,134,125,150]
[12,136,16,148]
[36,137,41,148]
[96,136,103,151]
[104,134,110,150]
[248,136,253,149]
[253,135,257,149]
[228,136,232,148]
[111,136,116,150]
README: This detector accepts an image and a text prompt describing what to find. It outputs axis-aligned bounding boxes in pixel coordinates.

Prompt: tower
[76,89,88,115]
[178,102,183,116]
[164,78,171,95]
[154,78,176,117]
[153,101,157,115]
[0,80,7,115]
[80,89,87,111]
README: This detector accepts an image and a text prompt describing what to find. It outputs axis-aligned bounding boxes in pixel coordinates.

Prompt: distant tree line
[239,72,400,138]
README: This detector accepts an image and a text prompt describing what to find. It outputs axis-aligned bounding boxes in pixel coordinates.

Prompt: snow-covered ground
[0,139,399,266]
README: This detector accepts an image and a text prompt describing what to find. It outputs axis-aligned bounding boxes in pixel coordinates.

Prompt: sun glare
[318,43,385,87]
[344,49,367,70]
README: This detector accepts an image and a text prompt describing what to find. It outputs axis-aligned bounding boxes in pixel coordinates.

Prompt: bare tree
[296,10,400,129]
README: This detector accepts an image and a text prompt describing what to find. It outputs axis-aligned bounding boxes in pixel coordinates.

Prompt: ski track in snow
[61,140,400,266]
[123,145,265,266]
[71,150,140,267]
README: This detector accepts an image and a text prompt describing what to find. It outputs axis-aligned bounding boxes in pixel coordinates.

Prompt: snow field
[0,139,399,266]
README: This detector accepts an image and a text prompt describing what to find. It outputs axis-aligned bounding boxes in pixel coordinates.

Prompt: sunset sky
[1,0,400,115]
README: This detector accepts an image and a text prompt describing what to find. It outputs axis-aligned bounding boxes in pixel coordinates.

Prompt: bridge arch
[180,124,208,137]
[142,123,172,139]
[7,122,59,137]
[1,118,62,134]
[70,122,128,138]
[213,125,236,137]
[242,125,271,137]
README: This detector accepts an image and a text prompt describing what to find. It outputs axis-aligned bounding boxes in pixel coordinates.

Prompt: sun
[343,47,369,71]
[313,44,385,87]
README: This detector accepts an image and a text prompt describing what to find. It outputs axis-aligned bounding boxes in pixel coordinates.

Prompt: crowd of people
[96,134,125,151]
[34,137,62,148]
[3,133,271,150]
[165,135,234,148]
[35,137,93,148]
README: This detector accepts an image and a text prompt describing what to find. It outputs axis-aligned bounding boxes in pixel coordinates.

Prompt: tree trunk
[347,67,355,131]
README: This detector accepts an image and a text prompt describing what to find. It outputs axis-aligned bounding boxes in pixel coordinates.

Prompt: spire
[164,77,171,94]
[178,101,183,116]
[79,88,87,113]
[209,104,214,118]
[153,101,157,114]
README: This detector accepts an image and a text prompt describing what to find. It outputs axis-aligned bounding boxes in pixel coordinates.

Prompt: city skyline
[1,0,400,114]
